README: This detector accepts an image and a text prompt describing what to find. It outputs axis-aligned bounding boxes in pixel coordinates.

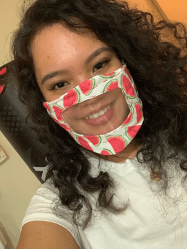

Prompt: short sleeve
[21,178,84,248]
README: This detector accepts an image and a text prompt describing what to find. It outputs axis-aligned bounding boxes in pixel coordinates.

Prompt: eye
[93,59,110,73]
[50,81,68,90]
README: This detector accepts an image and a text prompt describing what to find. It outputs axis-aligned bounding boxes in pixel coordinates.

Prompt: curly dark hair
[12,0,187,229]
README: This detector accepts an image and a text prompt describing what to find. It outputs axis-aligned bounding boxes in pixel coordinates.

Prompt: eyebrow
[41,69,69,85]
[41,46,112,85]
[85,46,112,64]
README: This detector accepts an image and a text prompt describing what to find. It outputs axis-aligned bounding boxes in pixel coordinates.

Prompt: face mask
[43,64,144,155]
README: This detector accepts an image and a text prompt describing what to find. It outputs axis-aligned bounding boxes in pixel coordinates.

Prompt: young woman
[14,0,187,248]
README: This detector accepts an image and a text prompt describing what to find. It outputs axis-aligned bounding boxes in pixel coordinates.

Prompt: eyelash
[50,81,68,91]
[93,59,110,73]
[49,59,111,91]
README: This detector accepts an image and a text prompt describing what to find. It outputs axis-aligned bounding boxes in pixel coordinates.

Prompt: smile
[85,104,112,119]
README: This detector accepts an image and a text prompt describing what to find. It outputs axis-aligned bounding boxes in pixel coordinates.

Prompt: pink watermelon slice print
[43,102,51,112]
[122,111,133,126]
[101,67,122,79]
[121,74,136,99]
[103,79,118,93]
[63,88,80,108]
[79,79,95,96]
[101,149,113,155]
[77,136,93,151]
[126,125,141,139]
[101,71,116,78]
[53,105,64,121]
[134,103,143,124]
[84,135,102,147]
[107,136,126,154]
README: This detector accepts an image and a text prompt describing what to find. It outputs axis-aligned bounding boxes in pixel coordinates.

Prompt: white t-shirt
[22,154,187,249]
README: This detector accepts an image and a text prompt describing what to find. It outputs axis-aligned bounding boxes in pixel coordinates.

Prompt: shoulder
[22,178,75,230]
[20,179,82,247]
[16,221,81,249]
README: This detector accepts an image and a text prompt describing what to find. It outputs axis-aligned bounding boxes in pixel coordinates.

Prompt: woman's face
[31,23,129,135]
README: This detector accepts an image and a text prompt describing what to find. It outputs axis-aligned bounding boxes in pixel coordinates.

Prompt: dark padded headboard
[0,61,48,183]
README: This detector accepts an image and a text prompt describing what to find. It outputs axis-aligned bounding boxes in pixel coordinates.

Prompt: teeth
[85,104,111,120]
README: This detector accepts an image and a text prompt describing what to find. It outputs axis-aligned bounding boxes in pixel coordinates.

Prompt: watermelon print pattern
[79,78,96,96]
[43,64,144,155]
[63,88,80,108]
[53,105,64,121]
[84,135,102,146]
[101,149,113,155]
[59,123,72,132]
[77,136,93,151]
[43,102,51,112]
[100,66,123,79]
[120,74,136,99]
[126,125,141,140]
[52,116,71,131]
[122,111,133,126]
[124,66,132,81]
[103,80,118,93]
[106,136,127,154]
[135,103,143,123]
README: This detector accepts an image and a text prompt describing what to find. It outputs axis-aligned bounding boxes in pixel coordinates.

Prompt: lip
[83,102,113,120]
[75,90,113,119]
[83,102,114,126]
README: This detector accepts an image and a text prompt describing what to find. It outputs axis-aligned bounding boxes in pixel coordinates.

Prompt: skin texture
[16,221,81,249]
[31,23,139,163]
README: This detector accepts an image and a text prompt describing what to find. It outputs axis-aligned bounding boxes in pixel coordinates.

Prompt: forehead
[31,23,105,62]
[30,23,109,84]
[30,23,108,78]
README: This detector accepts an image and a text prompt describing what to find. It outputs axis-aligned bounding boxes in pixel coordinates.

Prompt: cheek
[62,105,78,124]
[115,91,130,118]
[39,86,61,102]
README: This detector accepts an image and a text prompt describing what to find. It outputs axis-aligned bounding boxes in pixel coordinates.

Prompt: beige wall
[0,0,182,248]
[0,132,41,248]
[0,3,40,248]
[0,0,21,66]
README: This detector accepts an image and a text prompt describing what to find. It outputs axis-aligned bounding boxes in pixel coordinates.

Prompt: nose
[75,71,92,86]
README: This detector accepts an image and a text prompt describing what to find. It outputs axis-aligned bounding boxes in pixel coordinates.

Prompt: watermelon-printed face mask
[43,64,144,155]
